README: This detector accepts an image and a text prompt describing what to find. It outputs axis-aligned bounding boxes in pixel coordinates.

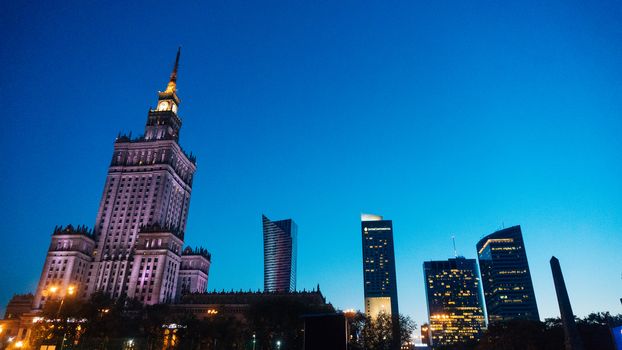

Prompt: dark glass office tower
[263,215,297,292]
[423,257,486,347]
[361,214,399,319]
[476,225,540,323]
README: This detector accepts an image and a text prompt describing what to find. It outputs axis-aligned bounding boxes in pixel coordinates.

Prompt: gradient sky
[1,1,621,326]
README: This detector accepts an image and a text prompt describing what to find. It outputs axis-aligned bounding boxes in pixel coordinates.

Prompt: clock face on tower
[157,101,170,111]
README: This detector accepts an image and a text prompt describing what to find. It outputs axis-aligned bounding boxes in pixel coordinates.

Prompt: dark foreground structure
[175,288,331,321]
[303,313,347,350]
[551,256,584,350]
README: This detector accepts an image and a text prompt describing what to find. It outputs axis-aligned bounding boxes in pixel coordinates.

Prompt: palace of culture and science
[32,49,212,309]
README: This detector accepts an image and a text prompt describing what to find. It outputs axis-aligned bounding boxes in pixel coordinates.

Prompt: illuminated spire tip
[165,47,181,93]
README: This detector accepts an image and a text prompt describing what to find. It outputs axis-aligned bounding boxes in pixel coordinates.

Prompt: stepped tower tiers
[33,225,96,309]
[177,246,212,297]
[84,49,197,304]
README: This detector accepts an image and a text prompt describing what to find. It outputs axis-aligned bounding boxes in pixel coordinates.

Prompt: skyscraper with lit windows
[361,214,399,319]
[263,215,297,292]
[476,225,539,323]
[423,257,486,347]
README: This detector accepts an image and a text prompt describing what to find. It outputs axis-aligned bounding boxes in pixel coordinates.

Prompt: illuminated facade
[178,247,211,295]
[262,215,297,292]
[423,257,485,347]
[476,225,539,323]
[33,50,210,308]
[33,226,96,308]
[361,214,399,320]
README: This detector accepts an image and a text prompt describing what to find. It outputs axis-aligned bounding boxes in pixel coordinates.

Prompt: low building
[4,294,34,320]
[174,288,332,322]
[0,311,39,348]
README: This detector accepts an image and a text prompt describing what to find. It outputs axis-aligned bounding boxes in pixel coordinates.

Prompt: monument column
[550,256,584,350]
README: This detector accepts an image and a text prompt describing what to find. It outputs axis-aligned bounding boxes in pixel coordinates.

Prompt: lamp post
[252,334,256,350]
[276,340,281,350]
[45,285,75,318]
[44,286,76,350]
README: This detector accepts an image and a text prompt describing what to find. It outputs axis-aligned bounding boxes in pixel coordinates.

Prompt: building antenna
[452,235,457,258]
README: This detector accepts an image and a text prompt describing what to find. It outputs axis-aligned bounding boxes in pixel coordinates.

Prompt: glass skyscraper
[423,257,486,347]
[361,214,399,319]
[476,225,540,323]
[262,215,297,292]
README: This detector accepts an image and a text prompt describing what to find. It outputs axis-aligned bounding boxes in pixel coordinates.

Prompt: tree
[29,294,85,349]
[476,320,547,350]
[477,313,622,350]
[348,312,416,350]
[247,298,334,350]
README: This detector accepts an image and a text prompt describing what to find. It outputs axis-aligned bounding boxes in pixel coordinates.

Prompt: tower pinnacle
[165,47,181,93]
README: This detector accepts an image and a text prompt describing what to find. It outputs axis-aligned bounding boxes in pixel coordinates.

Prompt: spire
[165,47,181,93]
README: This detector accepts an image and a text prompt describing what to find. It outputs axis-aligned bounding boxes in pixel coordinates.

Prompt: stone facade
[31,50,211,309]
[178,247,211,296]
[33,226,95,309]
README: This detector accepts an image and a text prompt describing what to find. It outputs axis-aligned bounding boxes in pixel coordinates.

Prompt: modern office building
[423,257,486,347]
[361,214,399,319]
[476,225,539,323]
[262,215,297,292]
[33,49,211,308]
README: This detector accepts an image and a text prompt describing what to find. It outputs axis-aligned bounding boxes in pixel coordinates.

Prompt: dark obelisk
[550,256,584,350]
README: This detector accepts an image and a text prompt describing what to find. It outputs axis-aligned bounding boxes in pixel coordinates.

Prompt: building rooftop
[52,225,94,239]
[178,289,328,306]
[182,246,212,261]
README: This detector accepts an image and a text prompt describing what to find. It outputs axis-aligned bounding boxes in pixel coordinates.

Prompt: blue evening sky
[1,1,621,326]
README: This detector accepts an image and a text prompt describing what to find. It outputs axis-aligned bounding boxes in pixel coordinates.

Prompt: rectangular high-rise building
[262,215,297,292]
[423,257,486,347]
[361,214,399,319]
[476,225,539,323]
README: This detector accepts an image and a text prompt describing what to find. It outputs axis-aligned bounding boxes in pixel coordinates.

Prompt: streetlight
[44,285,76,318]
[252,334,256,350]
[44,285,77,350]
[276,340,281,350]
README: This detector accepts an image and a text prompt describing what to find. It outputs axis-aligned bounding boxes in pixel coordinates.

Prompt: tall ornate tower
[84,49,197,304]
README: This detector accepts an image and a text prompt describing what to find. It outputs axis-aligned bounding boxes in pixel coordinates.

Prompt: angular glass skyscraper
[262,215,297,292]
[361,214,399,319]
[423,257,486,347]
[476,225,540,323]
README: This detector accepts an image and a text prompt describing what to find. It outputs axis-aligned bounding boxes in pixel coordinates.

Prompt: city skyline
[1,0,621,329]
